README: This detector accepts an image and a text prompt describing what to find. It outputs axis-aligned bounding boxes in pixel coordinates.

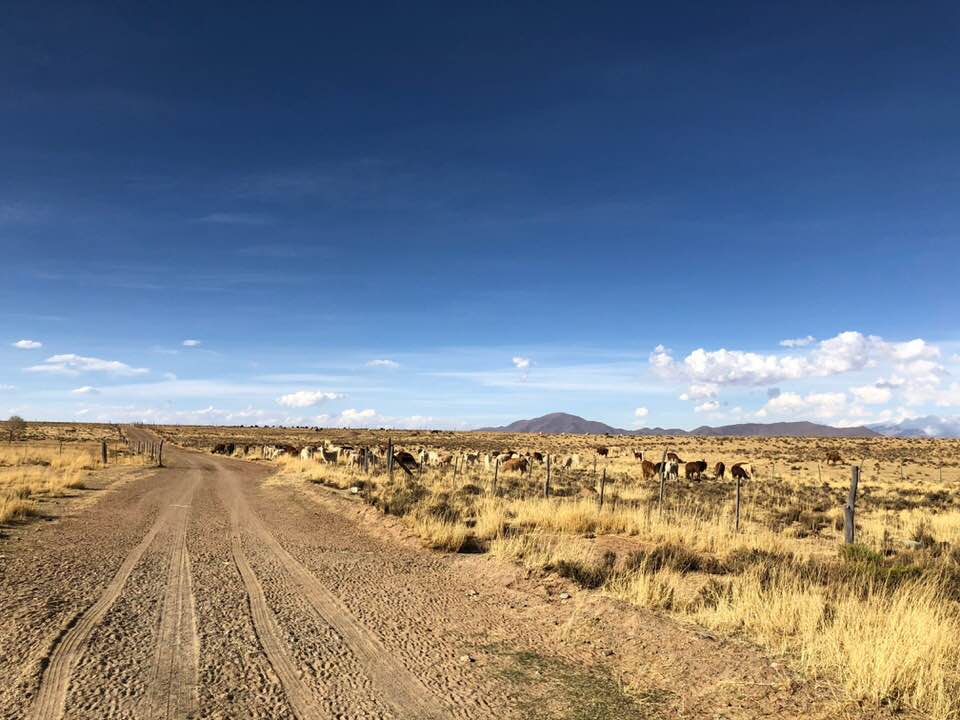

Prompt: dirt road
[0,431,865,720]
[0,432,637,719]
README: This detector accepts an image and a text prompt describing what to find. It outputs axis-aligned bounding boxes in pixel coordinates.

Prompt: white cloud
[679,382,719,401]
[0,384,14,391]
[780,335,815,348]
[650,331,947,388]
[694,400,720,413]
[850,384,891,405]
[13,339,42,349]
[71,386,99,395]
[182,339,202,347]
[366,359,399,368]
[314,408,435,429]
[934,383,960,408]
[276,390,344,408]
[634,407,649,418]
[757,391,850,420]
[25,354,148,376]
[512,356,531,370]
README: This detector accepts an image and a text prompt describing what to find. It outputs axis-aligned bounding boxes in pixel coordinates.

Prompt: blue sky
[1,2,958,429]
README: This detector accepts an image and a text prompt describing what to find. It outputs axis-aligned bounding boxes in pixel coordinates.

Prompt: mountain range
[477,412,880,438]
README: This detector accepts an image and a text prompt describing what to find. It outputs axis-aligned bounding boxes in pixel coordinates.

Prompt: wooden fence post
[387,438,394,481]
[543,454,551,498]
[101,440,107,465]
[844,465,860,545]
[158,439,164,468]
[735,474,742,532]
[658,450,667,507]
[598,467,607,509]
[492,457,499,496]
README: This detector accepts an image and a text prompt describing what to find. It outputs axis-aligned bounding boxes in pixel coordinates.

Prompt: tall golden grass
[0,442,142,524]
[272,454,960,719]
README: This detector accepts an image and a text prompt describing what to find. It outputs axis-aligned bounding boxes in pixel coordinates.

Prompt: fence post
[158,439,164,468]
[598,467,607,509]
[491,458,499,496]
[735,474,742,532]
[387,438,394,481]
[844,465,860,545]
[658,450,666,507]
[543,454,551,498]
[101,440,108,465]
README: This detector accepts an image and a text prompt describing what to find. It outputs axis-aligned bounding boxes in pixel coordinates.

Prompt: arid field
[2,421,958,719]
[160,424,960,719]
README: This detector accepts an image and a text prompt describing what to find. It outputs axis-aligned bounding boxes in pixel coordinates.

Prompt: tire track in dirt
[146,491,199,719]
[217,465,447,720]
[28,478,197,720]
[223,487,329,720]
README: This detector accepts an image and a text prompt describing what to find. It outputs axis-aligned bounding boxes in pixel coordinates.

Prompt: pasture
[155,424,960,720]
[0,424,146,525]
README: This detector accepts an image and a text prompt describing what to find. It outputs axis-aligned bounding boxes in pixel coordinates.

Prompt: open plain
[1,423,957,719]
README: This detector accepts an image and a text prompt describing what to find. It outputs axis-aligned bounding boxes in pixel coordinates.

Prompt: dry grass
[161,423,960,719]
[0,440,145,524]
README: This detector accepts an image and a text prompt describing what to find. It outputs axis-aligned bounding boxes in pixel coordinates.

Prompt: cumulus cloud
[182,339,202,347]
[366,359,399,368]
[276,390,343,408]
[13,339,42,349]
[780,335,815,348]
[650,331,945,388]
[314,408,436,429]
[25,354,148,376]
[634,407,649,418]
[679,382,719,401]
[757,391,850,420]
[71,386,99,395]
[694,400,720,413]
[850,384,892,405]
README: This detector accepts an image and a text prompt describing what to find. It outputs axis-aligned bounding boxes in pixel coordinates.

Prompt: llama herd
[211,439,760,484]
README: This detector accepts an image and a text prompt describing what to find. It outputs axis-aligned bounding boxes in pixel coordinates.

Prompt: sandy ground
[0,430,892,720]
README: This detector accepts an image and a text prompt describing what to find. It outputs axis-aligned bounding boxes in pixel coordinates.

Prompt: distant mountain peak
[476,413,878,438]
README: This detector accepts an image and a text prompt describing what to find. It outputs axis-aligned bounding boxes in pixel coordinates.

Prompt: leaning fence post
[387,438,394,481]
[101,440,108,465]
[598,467,607,509]
[844,465,860,544]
